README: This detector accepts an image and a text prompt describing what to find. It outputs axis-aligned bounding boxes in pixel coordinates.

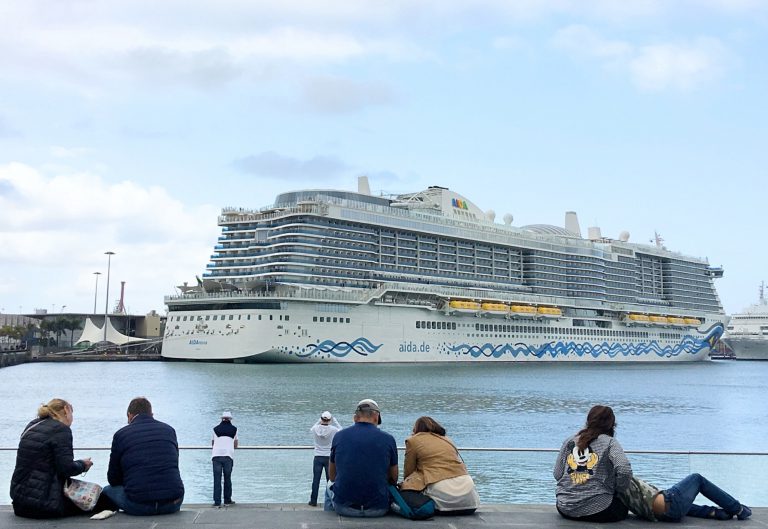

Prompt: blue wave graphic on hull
[446,324,724,360]
[296,337,382,358]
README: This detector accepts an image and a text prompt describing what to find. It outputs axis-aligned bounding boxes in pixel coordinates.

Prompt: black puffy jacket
[10,417,86,517]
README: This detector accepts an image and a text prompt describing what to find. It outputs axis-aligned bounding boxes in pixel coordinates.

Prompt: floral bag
[63,477,103,511]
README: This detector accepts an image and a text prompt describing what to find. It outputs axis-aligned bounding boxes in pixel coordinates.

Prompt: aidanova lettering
[189,339,208,345]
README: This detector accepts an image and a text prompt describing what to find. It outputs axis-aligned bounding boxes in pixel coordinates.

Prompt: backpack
[389,485,436,520]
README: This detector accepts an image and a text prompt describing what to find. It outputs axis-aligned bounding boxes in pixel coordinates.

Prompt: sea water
[1,360,766,505]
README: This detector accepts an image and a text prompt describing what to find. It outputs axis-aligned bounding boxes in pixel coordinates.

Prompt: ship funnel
[588,226,602,240]
[358,176,371,195]
[565,211,582,237]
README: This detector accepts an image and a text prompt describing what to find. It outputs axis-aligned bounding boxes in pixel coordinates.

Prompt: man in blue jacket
[102,397,185,516]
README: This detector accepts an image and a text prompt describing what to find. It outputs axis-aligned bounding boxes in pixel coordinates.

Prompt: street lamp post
[93,272,101,314]
[104,251,115,343]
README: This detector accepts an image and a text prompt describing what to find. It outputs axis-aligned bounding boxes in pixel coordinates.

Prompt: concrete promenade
[0,504,765,528]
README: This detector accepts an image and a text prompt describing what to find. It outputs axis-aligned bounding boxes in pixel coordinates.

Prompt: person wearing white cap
[308,411,341,506]
[211,411,238,508]
[326,399,398,518]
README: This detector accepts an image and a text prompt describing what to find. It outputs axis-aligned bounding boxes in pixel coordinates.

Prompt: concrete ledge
[0,504,765,528]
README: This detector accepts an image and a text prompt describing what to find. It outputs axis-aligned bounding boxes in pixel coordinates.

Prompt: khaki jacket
[401,432,468,491]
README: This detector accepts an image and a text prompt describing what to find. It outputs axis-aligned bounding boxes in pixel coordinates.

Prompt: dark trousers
[558,495,629,523]
[658,473,741,522]
[310,456,330,504]
[213,456,234,505]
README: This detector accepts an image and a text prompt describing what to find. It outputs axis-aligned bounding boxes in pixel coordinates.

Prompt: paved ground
[0,504,765,529]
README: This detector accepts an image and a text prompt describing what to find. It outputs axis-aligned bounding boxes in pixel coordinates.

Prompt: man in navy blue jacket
[102,397,185,516]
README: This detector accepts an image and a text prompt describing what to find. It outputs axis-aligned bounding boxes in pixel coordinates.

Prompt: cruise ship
[162,178,727,363]
[723,283,768,360]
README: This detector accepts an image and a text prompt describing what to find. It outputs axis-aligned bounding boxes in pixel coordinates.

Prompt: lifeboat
[481,303,510,314]
[648,315,668,324]
[510,305,537,316]
[683,317,701,325]
[448,300,481,312]
[537,306,562,317]
[667,316,686,325]
[627,314,650,322]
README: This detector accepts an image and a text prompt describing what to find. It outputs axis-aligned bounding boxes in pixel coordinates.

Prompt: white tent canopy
[75,317,148,346]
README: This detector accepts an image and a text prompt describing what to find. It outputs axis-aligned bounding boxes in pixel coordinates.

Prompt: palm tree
[63,316,83,347]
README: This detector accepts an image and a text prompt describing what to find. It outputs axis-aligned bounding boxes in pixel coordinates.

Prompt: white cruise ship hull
[162,302,723,363]
[724,337,768,361]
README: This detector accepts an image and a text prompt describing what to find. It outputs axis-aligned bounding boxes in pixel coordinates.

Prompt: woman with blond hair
[401,416,479,515]
[10,398,99,518]
[554,405,632,523]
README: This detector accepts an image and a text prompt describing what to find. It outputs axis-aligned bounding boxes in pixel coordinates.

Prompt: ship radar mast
[651,231,666,250]
[760,281,766,306]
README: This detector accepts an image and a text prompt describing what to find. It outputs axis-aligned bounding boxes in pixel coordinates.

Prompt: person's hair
[412,416,446,436]
[355,408,377,420]
[38,398,71,423]
[576,405,616,451]
[127,397,152,416]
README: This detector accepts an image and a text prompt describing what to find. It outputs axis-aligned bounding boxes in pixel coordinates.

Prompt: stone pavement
[0,504,765,529]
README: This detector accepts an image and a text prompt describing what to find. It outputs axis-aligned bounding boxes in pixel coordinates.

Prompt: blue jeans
[323,482,388,517]
[212,456,234,505]
[659,473,740,522]
[310,456,329,504]
[101,485,183,516]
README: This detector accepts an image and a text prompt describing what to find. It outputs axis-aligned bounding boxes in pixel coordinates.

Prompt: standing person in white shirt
[211,411,238,508]
[308,411,341,506]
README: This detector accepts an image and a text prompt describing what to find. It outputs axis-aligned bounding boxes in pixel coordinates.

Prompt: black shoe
[211,504,221,508]
[308,501,318,506]
[224,500,236,506]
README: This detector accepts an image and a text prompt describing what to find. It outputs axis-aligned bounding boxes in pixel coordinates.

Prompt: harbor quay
[0,504,766,528]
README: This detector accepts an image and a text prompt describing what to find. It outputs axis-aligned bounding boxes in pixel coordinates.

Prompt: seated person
[553,405,632,523]
[621,474,751,522]
[102,397,185,516]
[401,416,479,515]
[327,399,398,518]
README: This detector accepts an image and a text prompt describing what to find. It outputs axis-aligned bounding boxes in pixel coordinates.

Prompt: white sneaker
[90,509,117,520]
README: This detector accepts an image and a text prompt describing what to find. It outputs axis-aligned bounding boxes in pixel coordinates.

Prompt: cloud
[50,146,92,159]
[628,39,728,91]
[232,151,350,180]
[0,162,220,313]
[301,76,396,113]
[552,25,729,92]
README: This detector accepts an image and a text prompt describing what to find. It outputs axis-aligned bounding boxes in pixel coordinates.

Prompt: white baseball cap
[321,411,332,420]
[221,411,233,419]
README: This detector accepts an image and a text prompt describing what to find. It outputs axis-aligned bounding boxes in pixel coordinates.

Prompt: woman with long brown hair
[553,405,632,522]
[401,416,479,515]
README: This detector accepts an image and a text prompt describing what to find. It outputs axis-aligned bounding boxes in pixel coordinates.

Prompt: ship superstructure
[163,178,726,362]
[724,283,768,360]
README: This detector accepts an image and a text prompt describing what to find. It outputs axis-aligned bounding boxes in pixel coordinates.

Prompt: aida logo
[451,198,469,210]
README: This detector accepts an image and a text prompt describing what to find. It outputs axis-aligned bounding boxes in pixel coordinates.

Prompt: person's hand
[82,458,93,471]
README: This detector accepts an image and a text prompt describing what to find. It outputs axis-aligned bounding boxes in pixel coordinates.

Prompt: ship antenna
[761,281,765,305]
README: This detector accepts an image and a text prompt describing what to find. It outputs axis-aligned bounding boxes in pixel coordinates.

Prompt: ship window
[213,315,218,321]
[452,323,456,330]
[182,316,187,321]
[238,315,241,320]
[205,316,210,321]
[247,315,251,320]
[258,315,262,320]
[346,318,350,323]
[285,316,290,321]
[320,317,325,322]
[229,315,234,321]
[416,321,421,329]
[313,317,318,322]
[269,315,273,321]
[333,317,338,323]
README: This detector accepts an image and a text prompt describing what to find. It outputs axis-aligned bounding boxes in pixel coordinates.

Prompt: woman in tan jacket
[401,416,479,515]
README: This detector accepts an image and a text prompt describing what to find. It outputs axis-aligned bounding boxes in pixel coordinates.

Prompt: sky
[0,0,766,317]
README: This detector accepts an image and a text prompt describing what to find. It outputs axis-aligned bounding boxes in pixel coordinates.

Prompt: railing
[2,447,767,506]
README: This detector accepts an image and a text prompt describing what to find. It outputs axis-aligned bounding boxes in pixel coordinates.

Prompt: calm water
[1,360,766,505]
